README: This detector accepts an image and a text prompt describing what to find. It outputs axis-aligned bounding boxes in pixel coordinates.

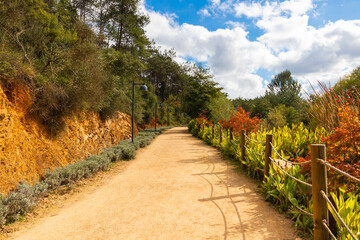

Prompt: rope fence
[197,124,359,239]
[317,159,360,183]
[269,157,313,187]
[245,134,265,144]
[322,219,338,240]
[270,142,312,165]
[321,190,358,240]
[286,195,313,217]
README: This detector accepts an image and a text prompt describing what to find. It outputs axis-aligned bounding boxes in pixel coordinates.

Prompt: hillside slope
[0,83,133,194]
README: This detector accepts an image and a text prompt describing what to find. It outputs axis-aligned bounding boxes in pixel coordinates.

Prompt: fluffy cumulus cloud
[141,0,360,99]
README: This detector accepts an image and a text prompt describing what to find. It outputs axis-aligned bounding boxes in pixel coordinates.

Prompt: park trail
[8,127,300,240]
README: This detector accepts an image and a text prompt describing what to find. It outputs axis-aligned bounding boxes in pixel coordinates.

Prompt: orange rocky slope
[0,84,134,195]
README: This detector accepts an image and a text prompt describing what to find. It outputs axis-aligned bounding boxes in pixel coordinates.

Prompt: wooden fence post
[240,129,246,168]
[264,134,273,180]
[219,126,223,144]
[212,125,215,139]
[311,144,329,240]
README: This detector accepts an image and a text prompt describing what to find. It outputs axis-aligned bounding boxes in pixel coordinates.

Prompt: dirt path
[7,127,300,240]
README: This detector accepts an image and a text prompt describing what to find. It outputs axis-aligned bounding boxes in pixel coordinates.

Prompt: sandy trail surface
[9,127,299,240]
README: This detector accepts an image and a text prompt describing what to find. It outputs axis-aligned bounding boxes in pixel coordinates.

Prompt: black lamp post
[132,79,148,142]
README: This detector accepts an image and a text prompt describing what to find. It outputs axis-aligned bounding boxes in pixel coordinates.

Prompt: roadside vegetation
[189,67,360,239]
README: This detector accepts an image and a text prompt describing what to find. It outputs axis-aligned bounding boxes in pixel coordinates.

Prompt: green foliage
[333,66,360,93]
[181,64,221,117]
[188,119,198,136]
[2,182,36,223]
[266,70,302,109]
[264,105,300,129]
[232,96,271,119]
[146,49,186,101]
[330,188,360,239]
[264,107,287,129]
[207,92,234,122]
[104,0,150,52]
[0,201,5,226]
[0,0,225,131]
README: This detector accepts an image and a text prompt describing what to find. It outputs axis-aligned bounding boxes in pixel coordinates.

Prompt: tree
[105,0,149,52]
[264,104,300,129]
[145,48,186,101]
[333,66,360,94]
[232,96,271,118]
[181,64,222,119]
[207,92,234,122]
[72,0,95,22]
[266,70,301,109]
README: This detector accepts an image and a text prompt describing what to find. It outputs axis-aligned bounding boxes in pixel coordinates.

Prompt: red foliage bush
[220,107,261,134]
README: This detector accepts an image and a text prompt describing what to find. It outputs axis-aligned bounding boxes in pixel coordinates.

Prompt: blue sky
[141,0,360,99]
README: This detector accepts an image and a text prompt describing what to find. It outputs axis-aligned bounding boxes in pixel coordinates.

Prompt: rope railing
[270,157,312,187]
[321,219,337,240]
[285,193,313,217]
[320,190,358,240]
[317,158,360,183]
[270,143,312,165]
[198,124,358,239]
[245,134,266,144]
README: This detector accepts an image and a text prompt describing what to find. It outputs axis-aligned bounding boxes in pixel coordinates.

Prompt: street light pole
[132,79,147,143]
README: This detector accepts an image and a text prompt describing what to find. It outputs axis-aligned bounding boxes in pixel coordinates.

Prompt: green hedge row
[0,127,170,226]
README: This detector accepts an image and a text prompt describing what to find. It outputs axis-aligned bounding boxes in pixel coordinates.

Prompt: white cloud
[198,8,211,17]
[234,0,314,18]
[144,7,273,98]
[142,0,360,99]
[234,1,275,18]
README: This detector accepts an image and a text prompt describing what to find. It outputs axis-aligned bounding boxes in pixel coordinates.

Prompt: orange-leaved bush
[196,111,211,125]
[322,104,360,190]
[220,107,261,134]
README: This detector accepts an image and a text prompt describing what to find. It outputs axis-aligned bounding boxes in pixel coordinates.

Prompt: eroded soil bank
[0,83,133,194]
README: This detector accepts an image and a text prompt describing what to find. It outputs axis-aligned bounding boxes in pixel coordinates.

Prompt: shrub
[44,169,62,189]
[100,148,117,162]
[2,182,36,223]
[188,119,197,136]
[220,107,261,134]
[121,145,136,160]
[0,200,5,226]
